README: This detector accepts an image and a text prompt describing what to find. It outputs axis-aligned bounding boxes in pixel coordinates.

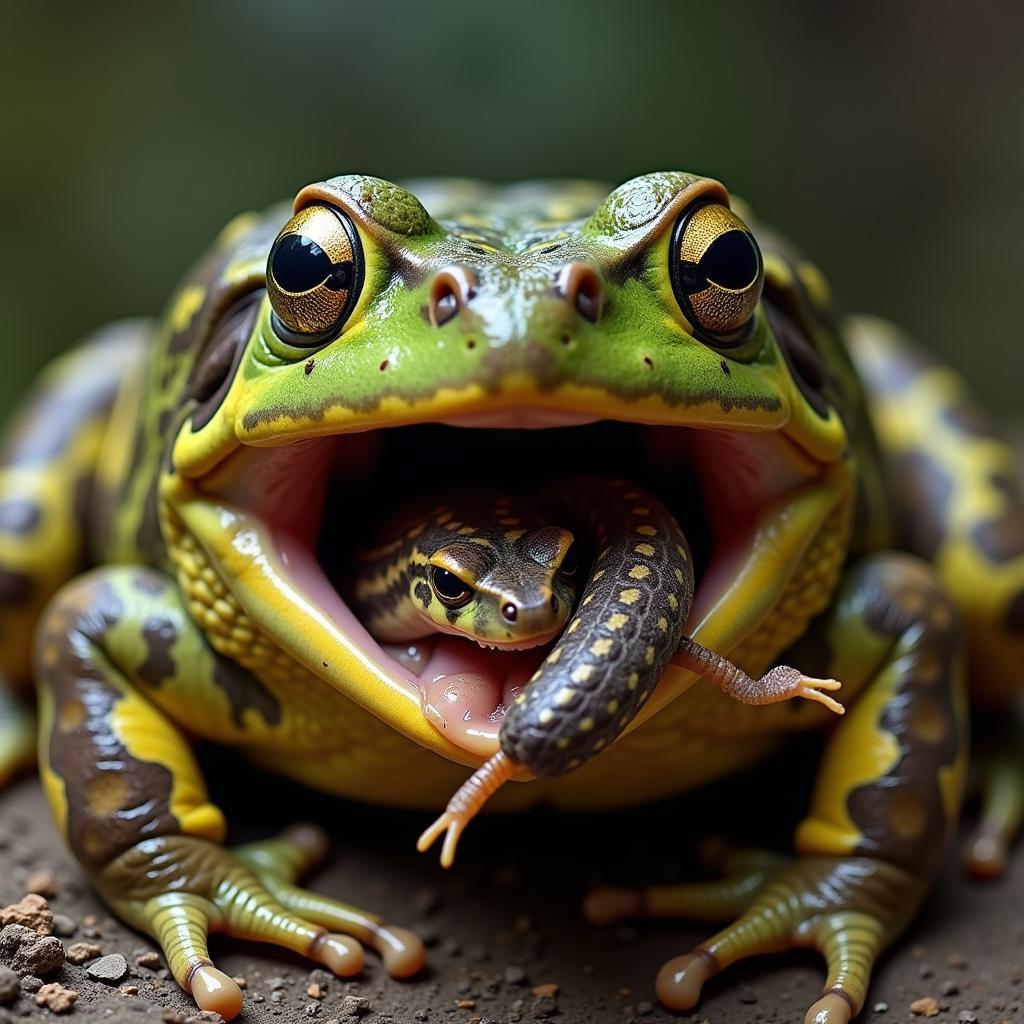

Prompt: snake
[349,476,844,865]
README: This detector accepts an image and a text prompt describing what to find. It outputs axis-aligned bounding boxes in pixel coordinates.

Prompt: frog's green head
[163,171,856,771]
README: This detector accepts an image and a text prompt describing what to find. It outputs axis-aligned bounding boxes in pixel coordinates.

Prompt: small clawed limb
[674,637,845,715]
[417,751,519,867]
[100,826,425,1020]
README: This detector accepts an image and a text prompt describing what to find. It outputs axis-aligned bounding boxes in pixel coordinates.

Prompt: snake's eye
[266,204,363,343]
[430,567,473,609]
[670,201,763,345]
[558,542,578,578]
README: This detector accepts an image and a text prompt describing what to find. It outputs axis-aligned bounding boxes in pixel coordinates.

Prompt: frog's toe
[234,825,426,978]
[636,857,919,1018]
[964,727,1024,880]
[584,842,787,925]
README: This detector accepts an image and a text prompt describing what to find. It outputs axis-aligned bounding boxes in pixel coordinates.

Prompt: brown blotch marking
[138,616,179,687]
[894,450,955,560]
[1006,590,1024,635]
[414,580,433,610]
[211,656,282,729]
[845,566,960,875]
[0,568,32,605]
[971,473,1024,563]
[41,581,183,870]
[305,358,315,376]
[0,499,41,534]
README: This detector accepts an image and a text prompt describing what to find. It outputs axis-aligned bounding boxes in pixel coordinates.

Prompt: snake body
[350,476,693,777]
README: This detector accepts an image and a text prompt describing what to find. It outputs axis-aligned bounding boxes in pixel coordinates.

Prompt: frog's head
[163,172,855,771]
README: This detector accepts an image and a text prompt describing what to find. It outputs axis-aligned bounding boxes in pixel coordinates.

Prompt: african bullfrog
[1,172,1023,1023]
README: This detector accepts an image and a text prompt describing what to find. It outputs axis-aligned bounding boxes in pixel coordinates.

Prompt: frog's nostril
[502,602,518,623]
[556,262,603,324]
[429,267,477,328]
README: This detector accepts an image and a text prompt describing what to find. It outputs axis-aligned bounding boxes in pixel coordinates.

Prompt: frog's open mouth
[170,412,846,766]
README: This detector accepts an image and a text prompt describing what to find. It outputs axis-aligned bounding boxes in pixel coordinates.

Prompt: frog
[1,171,1023,1024]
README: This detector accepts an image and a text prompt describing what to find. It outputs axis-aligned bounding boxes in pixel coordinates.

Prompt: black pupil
[272,234,354,294]
[698,230,758,290]
[432,568,469,601]
[560,542,578,576]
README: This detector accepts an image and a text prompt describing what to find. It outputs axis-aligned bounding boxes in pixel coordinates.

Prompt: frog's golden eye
[669,201,763,345]
[266,204,363,342]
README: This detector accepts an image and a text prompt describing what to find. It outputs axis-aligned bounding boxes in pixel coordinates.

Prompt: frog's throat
[161,416,854,770]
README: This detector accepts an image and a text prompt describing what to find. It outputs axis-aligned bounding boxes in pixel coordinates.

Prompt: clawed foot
[586,845,923,1022]
[98,825,424,1020]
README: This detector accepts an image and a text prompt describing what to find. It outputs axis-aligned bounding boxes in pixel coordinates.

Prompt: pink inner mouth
[224,419,811,756]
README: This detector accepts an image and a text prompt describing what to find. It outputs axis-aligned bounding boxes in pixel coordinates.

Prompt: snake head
[422,526,576,649]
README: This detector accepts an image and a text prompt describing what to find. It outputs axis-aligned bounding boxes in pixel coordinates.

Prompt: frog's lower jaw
[163,418,851,768]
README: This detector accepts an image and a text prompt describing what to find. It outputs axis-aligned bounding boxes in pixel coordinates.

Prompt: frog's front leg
[35,566,424,1021]
[587,554,967,1024]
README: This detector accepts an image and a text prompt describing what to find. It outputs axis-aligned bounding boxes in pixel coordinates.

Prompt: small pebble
[308,982,323,999]
[957,1013,978,1023]
[340,994,371,1016]
[120,984,139,996]
[66,941,102,965]
[940,980,961,997]
[20,975,42,993]
[136,951,161,970]
[919,964,935,980]
[85,952,128,984]
[0,923,65,975]
[51,915,76,938]
[24,871,57,898]
[34,981,77,1014]
[0,894,52,936]
[531,984,558,999]
[911,997,941,1017]
[456,999,476,1009]
[873,1002,889,1013]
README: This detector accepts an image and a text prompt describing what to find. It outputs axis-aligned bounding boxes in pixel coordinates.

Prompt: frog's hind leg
[846,316,1024,878]
[587,555,967,1024]
[0,324,146,784]
[36,566,424,1021]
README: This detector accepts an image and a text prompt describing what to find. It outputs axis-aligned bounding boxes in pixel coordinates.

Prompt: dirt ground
[1,738,1023,1024]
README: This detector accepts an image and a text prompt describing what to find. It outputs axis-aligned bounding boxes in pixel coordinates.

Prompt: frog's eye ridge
[670,201,763,345]
[267,204,363,343]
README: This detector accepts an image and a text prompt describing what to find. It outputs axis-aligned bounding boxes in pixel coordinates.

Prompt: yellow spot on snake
[645,645,655,665]
[499,517,520,526]
[505,529,526,541]
[676,544,688,560]
[582,594,594,606]
[591,638,613,657]
[667,594,678,611]
[628,564,650,581]
[619,588,641,605]
[557,738,570,750]
[457,525,477,535]
[567,618,581,634]
[606,613,628,630]
[606,699,619,714]
[628,672,639,690]
[555,687,575,707]
[572,664,594,683]
[674,568,684,583]
[437,512,453,525]
[579,717,594,732]
[634,543,655,556]
[469,537,493,547]
[593,569,605,581]
[547,647,563,664]
[657,617,668,633]
[636,525,657,536]
[539,709,554,725]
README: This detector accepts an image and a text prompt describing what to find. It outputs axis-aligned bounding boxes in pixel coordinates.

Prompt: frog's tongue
[394,640,540,758]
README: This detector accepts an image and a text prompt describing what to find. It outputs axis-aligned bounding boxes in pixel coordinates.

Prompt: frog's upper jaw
[164,412,852,769]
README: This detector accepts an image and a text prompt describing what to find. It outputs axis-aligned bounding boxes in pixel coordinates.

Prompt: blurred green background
[2,0,1021,415]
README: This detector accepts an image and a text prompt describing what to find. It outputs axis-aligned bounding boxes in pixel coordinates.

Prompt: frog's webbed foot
[586,850,922,1024]
[99,825,425,1020]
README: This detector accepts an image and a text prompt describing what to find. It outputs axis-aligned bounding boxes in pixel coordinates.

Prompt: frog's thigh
[796,553,968,872]
[35,566,422,1021]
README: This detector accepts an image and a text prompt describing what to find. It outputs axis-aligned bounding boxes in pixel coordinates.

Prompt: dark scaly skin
[501,477,692,776]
